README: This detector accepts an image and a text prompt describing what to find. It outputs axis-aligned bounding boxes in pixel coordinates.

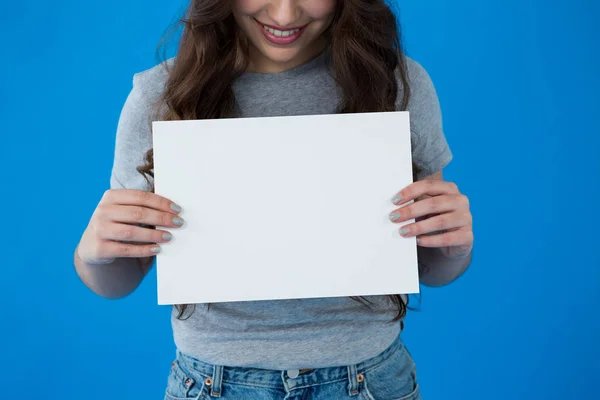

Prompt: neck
[246,37,329,74]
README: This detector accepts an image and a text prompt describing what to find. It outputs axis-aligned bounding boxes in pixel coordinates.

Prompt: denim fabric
[164,333,421,400]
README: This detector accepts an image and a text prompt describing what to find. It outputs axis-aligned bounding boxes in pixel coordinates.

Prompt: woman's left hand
[389,178,474,258]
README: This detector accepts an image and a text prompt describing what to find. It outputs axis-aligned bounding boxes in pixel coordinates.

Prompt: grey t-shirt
[110,50,452,370]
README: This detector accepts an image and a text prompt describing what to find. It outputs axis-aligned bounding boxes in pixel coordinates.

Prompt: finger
[96,205,185,228]
[389,194,464,223]
[392,180,459,205]
[398,211,472,237]
[100,222,174,244]
[97,240,163,259]
[415,227,474,248]
[101,189,182,214]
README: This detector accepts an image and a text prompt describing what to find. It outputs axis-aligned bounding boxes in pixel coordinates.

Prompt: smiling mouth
[254,19,307,45]
[260,23,302,37]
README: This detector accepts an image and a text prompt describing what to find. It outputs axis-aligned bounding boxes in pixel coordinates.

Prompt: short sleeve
[109,74,156,191]
[405,58,453,180]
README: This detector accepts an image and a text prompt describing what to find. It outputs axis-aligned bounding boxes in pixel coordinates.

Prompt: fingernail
[163,232,173,241]
[400,227,410,236]
[392,194,402,204]
[170,203,182,213]
[172,216,185,226]
[151,246,161,253]
[389,211,401,222]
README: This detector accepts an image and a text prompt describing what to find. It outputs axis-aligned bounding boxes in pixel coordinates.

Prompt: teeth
[263,25,300,37]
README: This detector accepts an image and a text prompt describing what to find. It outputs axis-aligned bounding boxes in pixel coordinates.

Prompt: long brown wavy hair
[138,0,415,322]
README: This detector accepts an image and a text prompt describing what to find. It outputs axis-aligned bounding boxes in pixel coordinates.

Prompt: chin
[260,46,303,65]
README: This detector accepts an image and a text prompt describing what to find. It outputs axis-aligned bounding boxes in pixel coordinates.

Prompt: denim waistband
[175,332,404,394]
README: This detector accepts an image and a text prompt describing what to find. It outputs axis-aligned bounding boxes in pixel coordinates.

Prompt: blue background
[1,0,598,398]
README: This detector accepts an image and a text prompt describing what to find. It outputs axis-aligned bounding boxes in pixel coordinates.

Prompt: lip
[254,18,307,46]
[258,20,306,31]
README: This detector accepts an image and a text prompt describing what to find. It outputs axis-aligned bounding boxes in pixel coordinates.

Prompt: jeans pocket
[164,360,206,400]
[361,344,420,400]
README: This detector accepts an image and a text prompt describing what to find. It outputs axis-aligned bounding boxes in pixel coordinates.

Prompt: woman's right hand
[77,189,184,265]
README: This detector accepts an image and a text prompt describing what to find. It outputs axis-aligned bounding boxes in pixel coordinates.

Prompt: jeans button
[287,369,300,379]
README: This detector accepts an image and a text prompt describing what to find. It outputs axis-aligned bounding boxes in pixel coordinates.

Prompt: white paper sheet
[152,112,419,305]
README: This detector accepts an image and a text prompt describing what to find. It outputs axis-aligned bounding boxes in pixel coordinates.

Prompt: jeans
[164,333,422,400]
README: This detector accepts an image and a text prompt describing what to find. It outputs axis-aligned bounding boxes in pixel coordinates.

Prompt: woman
[75,0,474,398]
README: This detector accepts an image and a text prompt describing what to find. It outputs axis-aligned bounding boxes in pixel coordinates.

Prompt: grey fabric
[109,50,452,369]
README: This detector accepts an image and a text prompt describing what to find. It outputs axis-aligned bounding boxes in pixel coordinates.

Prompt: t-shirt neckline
[238,47,331,81]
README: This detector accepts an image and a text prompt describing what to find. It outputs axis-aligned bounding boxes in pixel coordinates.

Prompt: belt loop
[347,364,359,396]
[210,365,224,397]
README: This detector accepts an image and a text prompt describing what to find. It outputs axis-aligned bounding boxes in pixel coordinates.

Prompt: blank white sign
[152,112,419,305]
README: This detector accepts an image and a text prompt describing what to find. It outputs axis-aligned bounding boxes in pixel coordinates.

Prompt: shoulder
[395,57,442,125]
[110,59,175,190]
[399,58,452,178]
[130,57,175,105]
[401,57,439,109]
[404,57,433,87]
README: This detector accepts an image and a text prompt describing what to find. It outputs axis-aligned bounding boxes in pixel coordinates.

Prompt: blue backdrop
[1,0,598,398]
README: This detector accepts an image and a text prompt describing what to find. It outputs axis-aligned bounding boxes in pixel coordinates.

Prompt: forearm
[74,248,153,299]
[417,245,472,287]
